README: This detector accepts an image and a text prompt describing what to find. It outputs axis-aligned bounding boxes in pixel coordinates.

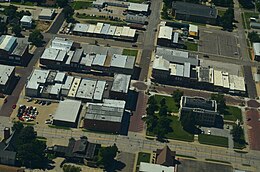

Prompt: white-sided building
[20,15,33,28]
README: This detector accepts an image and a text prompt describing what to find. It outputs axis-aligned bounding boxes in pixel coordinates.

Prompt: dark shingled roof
[172,1,217,19]
[156,145,175,166]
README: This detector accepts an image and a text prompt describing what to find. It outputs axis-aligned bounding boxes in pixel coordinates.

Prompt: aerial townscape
[0,0,260,172]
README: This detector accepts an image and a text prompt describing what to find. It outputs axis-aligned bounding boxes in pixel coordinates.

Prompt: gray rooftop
[26,69,50,89]
[85,99,126,123]
[92,54,107,66]
[110,54,135,69]
[156,47,199,66]
[11,43,28,57]
[76,78,97,100]
[71,49,83,63]
[53,99,82,123]
[93,80,106,101]
[172,1,217,19]
[111,74,131,93]
[0,65,15,86]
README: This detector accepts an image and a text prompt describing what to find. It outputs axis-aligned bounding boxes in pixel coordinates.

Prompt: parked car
[207,129,211,135]
[12,104,16,109]
[27,98,33,102]
[45,119,52,124]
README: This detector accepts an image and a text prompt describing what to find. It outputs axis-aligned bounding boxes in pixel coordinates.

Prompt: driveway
[116,152,135,172]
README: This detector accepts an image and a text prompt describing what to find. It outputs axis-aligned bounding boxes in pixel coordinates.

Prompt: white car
[45,119,53,124]
[207,129,211,135]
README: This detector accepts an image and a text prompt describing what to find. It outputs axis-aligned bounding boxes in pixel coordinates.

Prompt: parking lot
[201,125,233,148]
[10,94,59,127]
[199,28,240,58]
[246,108,260,150]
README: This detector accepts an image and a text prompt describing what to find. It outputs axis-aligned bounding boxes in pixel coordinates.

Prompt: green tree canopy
[12,121,24,133]
[211,93,226,114]
[248,31,260,43]
[63,164,81,172]
[153,117,172,140]
[12,24,22,36]
[172,89,183,107]
[57,0,69,8]
[231,124,243,142]
[98,144,118,169]
[28,30,43,47]
[180,111,198,134]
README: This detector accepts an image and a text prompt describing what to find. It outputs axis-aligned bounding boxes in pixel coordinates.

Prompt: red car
[12,104,16,109]
[18,117,24,121]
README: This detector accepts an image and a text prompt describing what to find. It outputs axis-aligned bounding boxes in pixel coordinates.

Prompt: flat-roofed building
[179,96,221,127]
[110,54,136,75]
[139,162,175,172]
[126,14,146,24]
[75,79,97,101]
[61,76,74,96]
[107,25,117,36]
[0,35,17,62]
[53,99,82,128]
[68,77,81,98]
[72,23,89,35]
[25,69,50,97]
[110,74,131,100]
[127,3,149,15]
[172,1,217,24]
[253,43,260,61]
[158,26,172,46]
[189,24,199,38]
[40,48,68,66]
[0,65,15,93]
[84,99,126,133]
[93,22,104,35]
[20,15,33,28]
[93,80,106,101]
[152,56,170,80]
[51,37,73,52]
[9,43,30,65]
[229,75,246,95]
[39,9,55,20]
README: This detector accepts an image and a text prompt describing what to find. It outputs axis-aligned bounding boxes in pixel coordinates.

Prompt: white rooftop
[73,23,89,33]
[253,43,260,56]
[158,26,172,40]
[139,162,175,172]
[20,15,32,23]
[53,99,81,123]
[128,3,149,12]
[39,8,55,17]
[26,69,50,90]
[153,56,170,71]
[76,79,97,100]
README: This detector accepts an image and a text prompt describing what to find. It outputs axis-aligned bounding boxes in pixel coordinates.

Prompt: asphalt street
[32,126,259,171]
[138,0,162,81]
[0,47,45,117]
[47,10,65,34]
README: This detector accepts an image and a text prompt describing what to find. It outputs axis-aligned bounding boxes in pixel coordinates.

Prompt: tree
[12,24,22,36]
[248,31,260,43]
[238,0,254,9]
[98,144,118,169]
[63,165,81,172]
[17,126,36,145]
[153,116,172,140]
[180,111,197,134]
[231,124,243,142]
[211,93,226,114]
[220,7,234,30]
[12,121,24,133]
[4,5,17,20]
[172,89,183,107]
[160,98,166,107]
[57,0,69,8]
[63,5,74,23]
[146,115,158,132]
[159,105,168,116]
[0,21,7,35]
[28,30,43,47]
[17,140,47,168]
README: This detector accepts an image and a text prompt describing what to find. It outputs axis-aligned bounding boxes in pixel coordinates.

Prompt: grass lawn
[218,9,226,17]
[223,106,242,122]
[71,1,93,10]
[166,116,194,142]
[198,134,228,147]
[137,152,151,165]
[147,116,194,142]
[243,12,259,29]
[153,95,179,113]
[122,49,138,57]
[185,42,198,51]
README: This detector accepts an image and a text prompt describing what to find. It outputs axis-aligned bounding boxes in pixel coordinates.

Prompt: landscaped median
[198,134,228,148]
